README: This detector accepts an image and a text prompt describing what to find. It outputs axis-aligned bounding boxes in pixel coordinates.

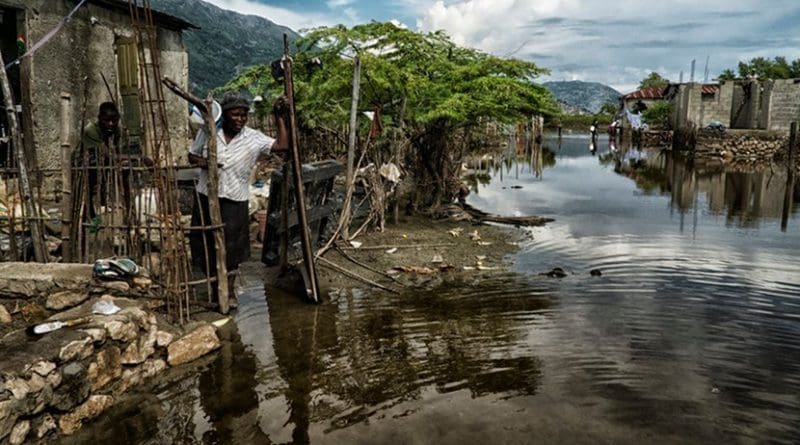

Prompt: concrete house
[668,79,800,133]
[621,86,667,113]
[0,0,194,194]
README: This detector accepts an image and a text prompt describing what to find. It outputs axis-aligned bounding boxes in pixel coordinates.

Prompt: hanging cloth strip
[4,0,90,70]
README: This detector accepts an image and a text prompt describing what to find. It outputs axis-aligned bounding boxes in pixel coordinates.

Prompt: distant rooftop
[621,86,666,100]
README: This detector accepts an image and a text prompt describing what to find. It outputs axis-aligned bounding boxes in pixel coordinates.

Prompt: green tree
[226,22,558,209]
[642,101,672,129]
[718,69,736,81]
[599,102,618,116]
[638,72,669,90]
[733,56,800,79]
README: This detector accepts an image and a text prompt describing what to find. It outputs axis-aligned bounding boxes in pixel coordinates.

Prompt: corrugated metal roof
[622,87,666,100]
[701,84,719,95]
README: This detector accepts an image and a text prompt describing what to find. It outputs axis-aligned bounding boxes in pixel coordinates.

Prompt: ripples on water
[64,136,800,444]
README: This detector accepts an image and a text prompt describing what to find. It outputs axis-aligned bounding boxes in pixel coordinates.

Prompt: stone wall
[0,263,222,445]
[695,129,789,164]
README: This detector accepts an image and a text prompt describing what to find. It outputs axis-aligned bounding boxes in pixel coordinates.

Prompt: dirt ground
[270,215,532,295]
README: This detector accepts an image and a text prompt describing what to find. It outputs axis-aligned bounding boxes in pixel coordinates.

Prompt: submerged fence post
[789,122,797,173]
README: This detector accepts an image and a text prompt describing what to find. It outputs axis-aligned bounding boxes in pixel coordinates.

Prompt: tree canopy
[718,56,800,80]
[638,72,669,90]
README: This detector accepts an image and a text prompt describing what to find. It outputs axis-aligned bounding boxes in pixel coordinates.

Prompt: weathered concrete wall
[4,1,189,195]
[767,79,800,132]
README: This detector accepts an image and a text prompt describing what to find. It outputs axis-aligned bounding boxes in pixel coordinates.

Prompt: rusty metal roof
[701,84,719,95]
[622,86,666,100]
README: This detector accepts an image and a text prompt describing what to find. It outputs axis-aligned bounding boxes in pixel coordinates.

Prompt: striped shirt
[189,126,275,202]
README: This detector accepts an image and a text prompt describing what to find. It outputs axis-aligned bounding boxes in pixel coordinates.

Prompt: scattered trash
[477,241,493,246]
[476,255,486,261]
[92,300,121,316]
[541,267,567,278]
[389,265,436,274]
[385,247,398,254]
[379,162,402,183]
[431,254,444,263]
[447,228,463,237]
[711,387,721,394]
[468,230,481,241]
[212,317,230,328]
[93,257,140,280]
[349,240,363,249]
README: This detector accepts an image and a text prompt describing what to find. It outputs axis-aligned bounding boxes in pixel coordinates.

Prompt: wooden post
[283,34,321,303]
[203,95,229,314]
[0,50,47,262]
[341,55,361,240]
[60,93,73,261]
[789,122,797,173]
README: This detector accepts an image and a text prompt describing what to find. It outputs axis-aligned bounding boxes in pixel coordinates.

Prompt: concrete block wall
[767,79,800,132]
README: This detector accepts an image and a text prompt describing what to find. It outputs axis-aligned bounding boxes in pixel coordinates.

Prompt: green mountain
[150,0,299,94]
[543,81,621,114]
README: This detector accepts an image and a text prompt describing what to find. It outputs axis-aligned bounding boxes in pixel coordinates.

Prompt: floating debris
[385,247,398,254]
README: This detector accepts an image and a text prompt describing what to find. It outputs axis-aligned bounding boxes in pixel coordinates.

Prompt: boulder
[45,291,90,311]
[35,414,56,439]
[86,347,122,391]
[58,394,113,435]
[121,327,156,365]
[29,361,56,377]
[0,304,11,324]
[8,419,29,445]
[167,324,221,366]
[102,319,138,343]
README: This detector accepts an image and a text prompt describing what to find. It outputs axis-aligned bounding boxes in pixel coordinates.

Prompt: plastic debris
[92,300,122,316]
[447,228,463,237]
[385,247,398,254]
[349,240,363,249]
[468,230,481,241]
[431,254,444,263]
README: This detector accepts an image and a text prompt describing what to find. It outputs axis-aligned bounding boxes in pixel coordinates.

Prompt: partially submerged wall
[0,263,222,444]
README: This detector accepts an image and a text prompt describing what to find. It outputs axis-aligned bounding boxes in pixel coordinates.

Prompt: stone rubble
[0,263,225,444]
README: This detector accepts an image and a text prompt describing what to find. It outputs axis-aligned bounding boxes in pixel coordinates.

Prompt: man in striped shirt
[188,91,288,304]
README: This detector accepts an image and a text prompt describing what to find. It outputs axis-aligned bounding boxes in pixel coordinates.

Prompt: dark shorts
[190,193,250,274]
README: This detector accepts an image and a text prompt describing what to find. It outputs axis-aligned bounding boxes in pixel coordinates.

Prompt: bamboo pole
[160,77,229,314]
[342,55,361,240]
[60,93,73,261]
[0,50,47,262]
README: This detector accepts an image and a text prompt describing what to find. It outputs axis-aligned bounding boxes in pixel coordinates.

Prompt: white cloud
[327,0,355,7]
[406,0,800,88]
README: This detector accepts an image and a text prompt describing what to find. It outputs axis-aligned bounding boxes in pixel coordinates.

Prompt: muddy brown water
[61,135,800,444]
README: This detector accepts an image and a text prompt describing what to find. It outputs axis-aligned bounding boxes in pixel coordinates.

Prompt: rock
[132,276,152,289]
[58,337,94,363]
[58,394,114,435]
[155,330,175,347]
[80,328,107,343]
[118,359,166,394]
[121,327,156,365]
[167,324,221,366]
[0,303,11,324]
[45,290,90,311]
[119,307,155,331]
[51,362,89,411]
[102,319,138,342]
[8,420,29,445]
[100,280,130,292]
[46,370,62,389]
[87,347,122,391]
[29,361,56,377]
[590,269,602,276]
[4,378,31,400]
[20,303,48,323]
[35,414,56,439]
[26,373,46,394]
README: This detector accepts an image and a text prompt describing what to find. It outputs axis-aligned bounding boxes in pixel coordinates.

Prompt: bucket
[189,100,222,126]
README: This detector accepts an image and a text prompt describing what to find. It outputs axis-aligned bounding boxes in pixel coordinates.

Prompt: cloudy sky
[201,0,800,93]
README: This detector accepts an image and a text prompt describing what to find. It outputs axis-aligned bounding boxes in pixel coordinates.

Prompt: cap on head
[220,91,250,112]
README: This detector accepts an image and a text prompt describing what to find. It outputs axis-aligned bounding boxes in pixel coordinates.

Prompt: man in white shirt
[188,91,288,304]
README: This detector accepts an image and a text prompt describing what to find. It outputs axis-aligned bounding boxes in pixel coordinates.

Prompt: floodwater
[63,135,800,444]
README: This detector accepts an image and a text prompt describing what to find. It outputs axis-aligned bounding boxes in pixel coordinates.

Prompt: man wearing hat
[188,92,288,304]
